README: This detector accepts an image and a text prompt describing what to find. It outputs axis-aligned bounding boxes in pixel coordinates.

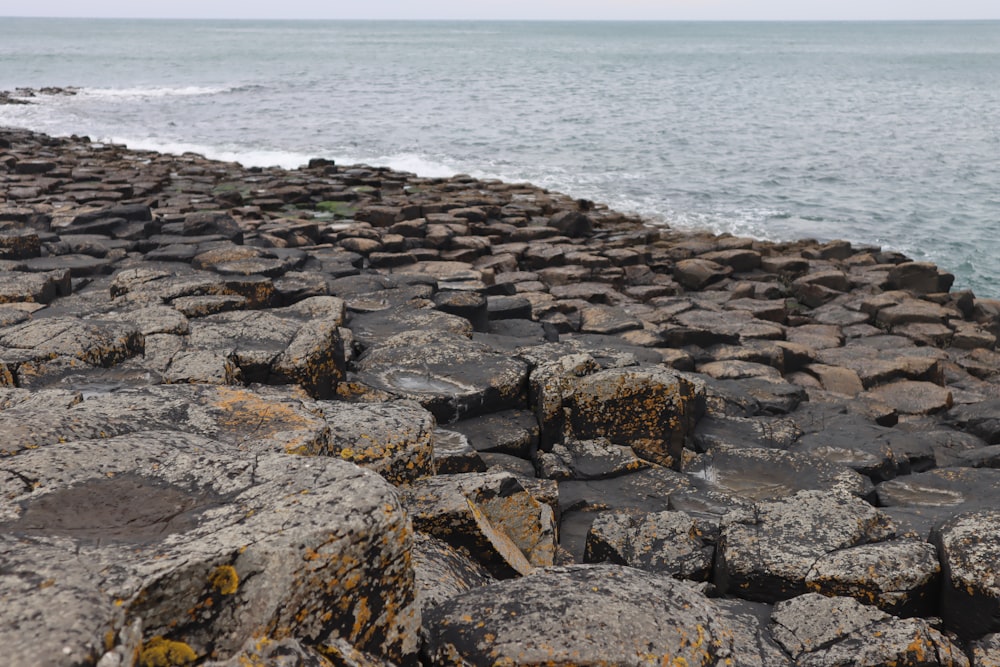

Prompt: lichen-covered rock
[308,399,436,484]
[0,268,70,303]
[804,538,940,616]
[0,316,143,369]
[0,384,330,457]
[422,564,743,666]
[770,593,968,667]
[715,490,896,603]
[584,509,713,581]
[535,437,649,481]
[401,471,556,578]
[564,365,706,469]
[0,432,420,666]
[932,510,1000,639]
[971,633,1000,667]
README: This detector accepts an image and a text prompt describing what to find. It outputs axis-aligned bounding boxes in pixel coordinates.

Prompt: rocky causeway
[4,122,1000,666]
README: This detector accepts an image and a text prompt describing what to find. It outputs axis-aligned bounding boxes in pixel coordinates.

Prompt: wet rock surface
[4,127,1000,662]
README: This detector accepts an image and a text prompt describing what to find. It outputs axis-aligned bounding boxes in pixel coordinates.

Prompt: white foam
[102,135,316,170]
[79,85,238,100]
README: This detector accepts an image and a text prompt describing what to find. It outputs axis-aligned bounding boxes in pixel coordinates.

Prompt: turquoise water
[2,18,999,295]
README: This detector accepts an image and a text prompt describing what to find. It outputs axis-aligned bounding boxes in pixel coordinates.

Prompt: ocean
[2,18,999,295]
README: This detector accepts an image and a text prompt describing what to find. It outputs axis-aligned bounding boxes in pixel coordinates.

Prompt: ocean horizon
[2,18,999,295]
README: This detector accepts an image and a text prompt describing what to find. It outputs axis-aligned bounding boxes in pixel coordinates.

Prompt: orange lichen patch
[210,386,325,453]
[137,636,197,667]
[208,565,239,595]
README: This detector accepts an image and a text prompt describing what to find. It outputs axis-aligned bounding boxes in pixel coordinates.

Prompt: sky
[3,0,999,21]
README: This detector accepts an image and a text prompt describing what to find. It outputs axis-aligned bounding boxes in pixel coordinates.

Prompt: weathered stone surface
[0,270,72,303]
[584,509,713,580]
[355,330,528,422]
[692,414,802,452]
[673,257,732,290]
[972,633,1000,667]
[714,490,895,602]
[932,510,1000,639]
[804,538,940,616]
[0,432,419,666]
[536,437,649,481]
[402,471,556,578]
[423,564,747,666]
[0,316,143,370]
[410,532,492,612]
[770,593,968,667]
[0,384,330,457]
[862,379,953,415]
[448,408,539,457]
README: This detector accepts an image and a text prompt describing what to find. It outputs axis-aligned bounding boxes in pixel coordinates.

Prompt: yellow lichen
[208,565,239,595]
[137,636,197,667]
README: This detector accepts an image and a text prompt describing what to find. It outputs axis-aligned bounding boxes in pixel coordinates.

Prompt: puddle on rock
[382,369,475,395]
[2,473,223,545]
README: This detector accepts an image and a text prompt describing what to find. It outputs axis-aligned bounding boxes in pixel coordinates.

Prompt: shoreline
[4,127,1000,664]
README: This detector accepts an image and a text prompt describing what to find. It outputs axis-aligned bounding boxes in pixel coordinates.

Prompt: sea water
[2,18,999,295]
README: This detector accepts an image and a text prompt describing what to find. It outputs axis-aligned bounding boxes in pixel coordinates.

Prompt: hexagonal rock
[401,471,556,578]
[804,538,940,617]
[673,257,732,290]
[0,269,70,304]
[685,446,874,502]
[528,351,600,450]
[0,384,330,457]
[862,380,953,416]
[584,509,713,581]
[354,330,529,423]
[109,266,276,309]
[887,261,955,294]
[183,296,347,398]
[535,437,649,481]
[932,510,1000,638]
[564,365,706,469]
[0,316,143,368]
[307,399,435,485]
[423,564,748,666]
[770,594,969,667]
[714,490,896,603]
[0,432,419,666]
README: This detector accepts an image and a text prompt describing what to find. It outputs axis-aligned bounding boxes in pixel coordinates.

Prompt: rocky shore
[4,125,1000,666]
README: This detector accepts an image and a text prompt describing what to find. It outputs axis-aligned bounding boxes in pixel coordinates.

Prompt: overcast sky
[3,0,999,21]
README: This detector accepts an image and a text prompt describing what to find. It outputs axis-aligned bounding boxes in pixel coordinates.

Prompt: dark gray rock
[714,490,896,603]
[584,509,713,581]
[422,564,749,666]
[355,330,528,423]
[411,532,492,612]
[770,593,968,667]
[804,538,940,617]
[932,510,1000,639]
[0,431,420,666]
[401,471,556,578]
